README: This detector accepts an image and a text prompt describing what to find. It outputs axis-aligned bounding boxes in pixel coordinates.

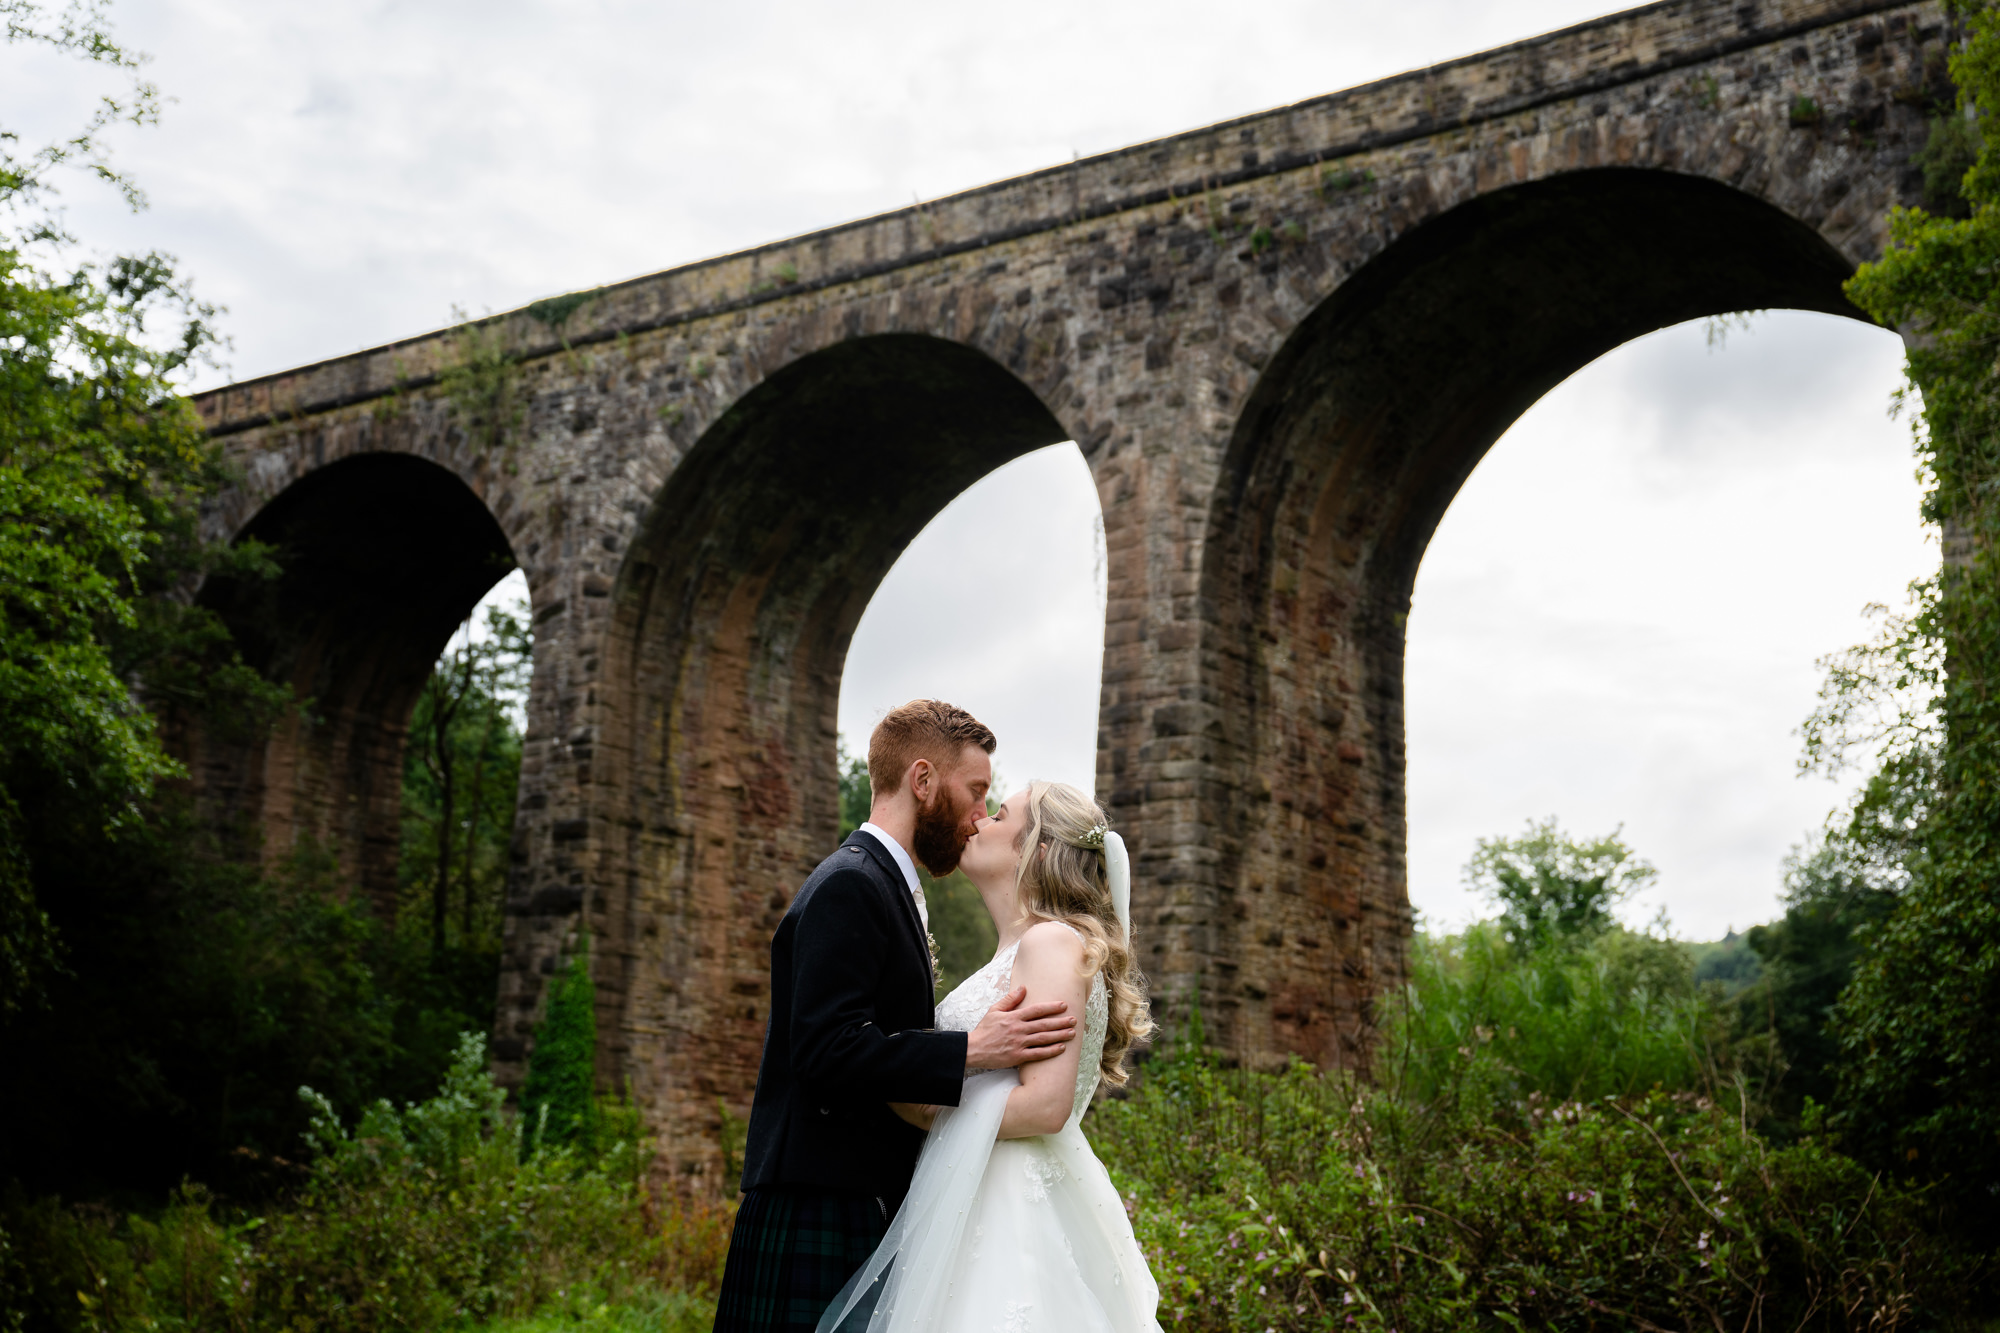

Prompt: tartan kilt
[713,1186,890,1333]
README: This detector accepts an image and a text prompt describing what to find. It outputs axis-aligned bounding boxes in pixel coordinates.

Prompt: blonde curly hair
[1010,781,1153,1086]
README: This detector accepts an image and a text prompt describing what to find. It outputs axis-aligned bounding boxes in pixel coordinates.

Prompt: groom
[714,699,1076,1333]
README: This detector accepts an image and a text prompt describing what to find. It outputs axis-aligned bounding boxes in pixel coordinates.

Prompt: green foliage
[0,5,322,1192]
[1739,837,1898,1139]
[401,597,529,956]
[1917,111,1983,216]
[5,570,529,1195]
[1385,923,1721,1113]
[1090,1027,1989,1332]
[0,821,515,1199]
[1688,933,1762,995]
[1318,164,1374,197]
[0,1,161,214]
[522,943,602,1160]
[1464,817,1658,951]
[1829,0,2000,1216]
[836,738,869,840]
[920,866,999,997]
[473,1292,715,1333]
[0,1035,737,1333]
[525,290,599,337]
[442,314,523,453]
[0,4,288,1018]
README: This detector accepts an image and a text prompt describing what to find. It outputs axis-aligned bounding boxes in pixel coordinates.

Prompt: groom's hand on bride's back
[964,986,1075,1070]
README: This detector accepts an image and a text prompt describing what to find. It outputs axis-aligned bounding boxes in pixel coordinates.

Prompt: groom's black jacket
[739,831,968,1199]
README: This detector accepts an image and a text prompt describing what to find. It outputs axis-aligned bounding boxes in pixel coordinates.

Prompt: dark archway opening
[1199,167,1876,1070]
[573,333,1068,1181]
[194,451,518,914]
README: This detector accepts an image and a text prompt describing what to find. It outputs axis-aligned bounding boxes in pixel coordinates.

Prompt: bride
[816,781,1164,1333]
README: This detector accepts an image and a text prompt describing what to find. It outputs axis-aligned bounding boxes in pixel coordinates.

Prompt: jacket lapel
[847,831,934,991]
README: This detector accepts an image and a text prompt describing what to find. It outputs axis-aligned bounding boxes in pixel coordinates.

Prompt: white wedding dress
[817,936,1163,1333]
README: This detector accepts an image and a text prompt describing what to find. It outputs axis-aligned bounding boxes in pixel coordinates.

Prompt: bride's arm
[996,923,1090,1139]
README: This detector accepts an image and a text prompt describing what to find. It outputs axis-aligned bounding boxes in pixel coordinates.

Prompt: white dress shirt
[858,821,930,934]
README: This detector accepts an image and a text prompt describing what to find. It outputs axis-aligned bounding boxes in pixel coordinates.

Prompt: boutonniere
[926,929,941,978]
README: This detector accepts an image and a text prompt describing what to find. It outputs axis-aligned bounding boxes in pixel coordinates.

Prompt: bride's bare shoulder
[1015,919,1087,966]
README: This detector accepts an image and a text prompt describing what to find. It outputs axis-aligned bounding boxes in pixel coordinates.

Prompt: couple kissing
[714,699,1164,1333]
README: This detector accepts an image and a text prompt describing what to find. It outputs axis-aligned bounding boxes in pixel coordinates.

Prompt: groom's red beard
[912,788,973,877]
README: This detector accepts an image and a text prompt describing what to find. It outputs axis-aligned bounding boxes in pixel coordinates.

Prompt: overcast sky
[6,0,1935,939]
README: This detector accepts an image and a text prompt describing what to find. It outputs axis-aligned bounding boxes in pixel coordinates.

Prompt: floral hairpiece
[1074,823,1108,850]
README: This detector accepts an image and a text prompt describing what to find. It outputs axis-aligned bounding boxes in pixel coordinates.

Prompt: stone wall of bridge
[190,0,1943,1185]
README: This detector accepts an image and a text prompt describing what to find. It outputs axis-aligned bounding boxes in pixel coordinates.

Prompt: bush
[0,825,511,1201]
[1385,923,1726,1115]
[1089,1034,1990,1332]
[1739,837,1899,1141]
[521,943,602,1160]
[0,1035,734,1333]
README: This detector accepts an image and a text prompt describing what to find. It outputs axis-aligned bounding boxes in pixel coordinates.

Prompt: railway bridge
[188,0,1940,1182]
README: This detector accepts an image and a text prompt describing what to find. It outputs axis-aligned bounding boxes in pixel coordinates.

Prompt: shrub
[1384,924,1726,1116]
[1089,1036,1990,1332]
[0,1034,733,1333]
[522,943,602,1159]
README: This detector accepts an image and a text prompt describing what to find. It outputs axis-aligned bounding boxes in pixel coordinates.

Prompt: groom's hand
[965,986,1075,1070]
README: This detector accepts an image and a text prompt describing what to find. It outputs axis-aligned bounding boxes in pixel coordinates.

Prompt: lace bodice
[935,934,1109,1128]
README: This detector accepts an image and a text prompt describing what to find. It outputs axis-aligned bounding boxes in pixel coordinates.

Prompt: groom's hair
[868,700,996,799]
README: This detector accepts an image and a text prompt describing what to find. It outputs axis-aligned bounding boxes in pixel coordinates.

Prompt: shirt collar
[857,822,922,899]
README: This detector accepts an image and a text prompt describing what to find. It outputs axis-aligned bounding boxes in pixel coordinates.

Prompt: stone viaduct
[187,0,1943,1184]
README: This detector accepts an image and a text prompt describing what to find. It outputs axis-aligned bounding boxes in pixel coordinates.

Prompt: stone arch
[551,333,1070,1181]
[192,451,519,911]
[1192,165,1875,1069]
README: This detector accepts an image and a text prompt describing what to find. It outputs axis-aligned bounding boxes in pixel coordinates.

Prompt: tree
[520,939,599,1158]
[1832,0,2000,1218]
[0,2,281,1018]
[1463,817,1658,951]
[1738,836,1899,1139]
[401,596,530,955]
[837,737,870,840]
